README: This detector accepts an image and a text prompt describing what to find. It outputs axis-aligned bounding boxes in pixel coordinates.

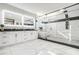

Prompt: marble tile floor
[0,39,79,55]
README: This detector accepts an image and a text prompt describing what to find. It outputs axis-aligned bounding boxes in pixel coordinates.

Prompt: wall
[38,4,79,46]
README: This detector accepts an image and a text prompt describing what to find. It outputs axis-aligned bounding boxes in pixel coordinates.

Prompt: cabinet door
[30,31,37,40]
[47,22,69,43]
[8,32,16,44]
[0,32,4,46]
[23,31,30,41]
[21,31,27,41]
[23,31,37,41]
[70,20,79,46]
[27,31,33,40]
[0,32,10,46]
[15,32,23,43]
[56,22,69,39]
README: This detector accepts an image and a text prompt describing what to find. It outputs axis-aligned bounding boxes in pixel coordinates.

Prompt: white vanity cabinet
[14,31,38,43]
[23,31,38,41]
[0,31,38,55]
[0,31,38,47]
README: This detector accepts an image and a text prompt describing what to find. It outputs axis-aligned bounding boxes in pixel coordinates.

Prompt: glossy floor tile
[0,39,79,55]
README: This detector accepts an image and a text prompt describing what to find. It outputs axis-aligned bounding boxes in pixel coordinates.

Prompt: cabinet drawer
[0,48,12,55]
[0,36,10,46]
[0,32,16,46]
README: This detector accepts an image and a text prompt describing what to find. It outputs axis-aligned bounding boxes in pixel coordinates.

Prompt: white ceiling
[8,3,74,16]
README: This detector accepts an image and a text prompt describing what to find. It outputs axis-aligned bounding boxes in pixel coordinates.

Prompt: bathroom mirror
[3,10,22,26]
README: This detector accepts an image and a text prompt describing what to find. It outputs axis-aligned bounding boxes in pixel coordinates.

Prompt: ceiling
[8,3,74,16]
